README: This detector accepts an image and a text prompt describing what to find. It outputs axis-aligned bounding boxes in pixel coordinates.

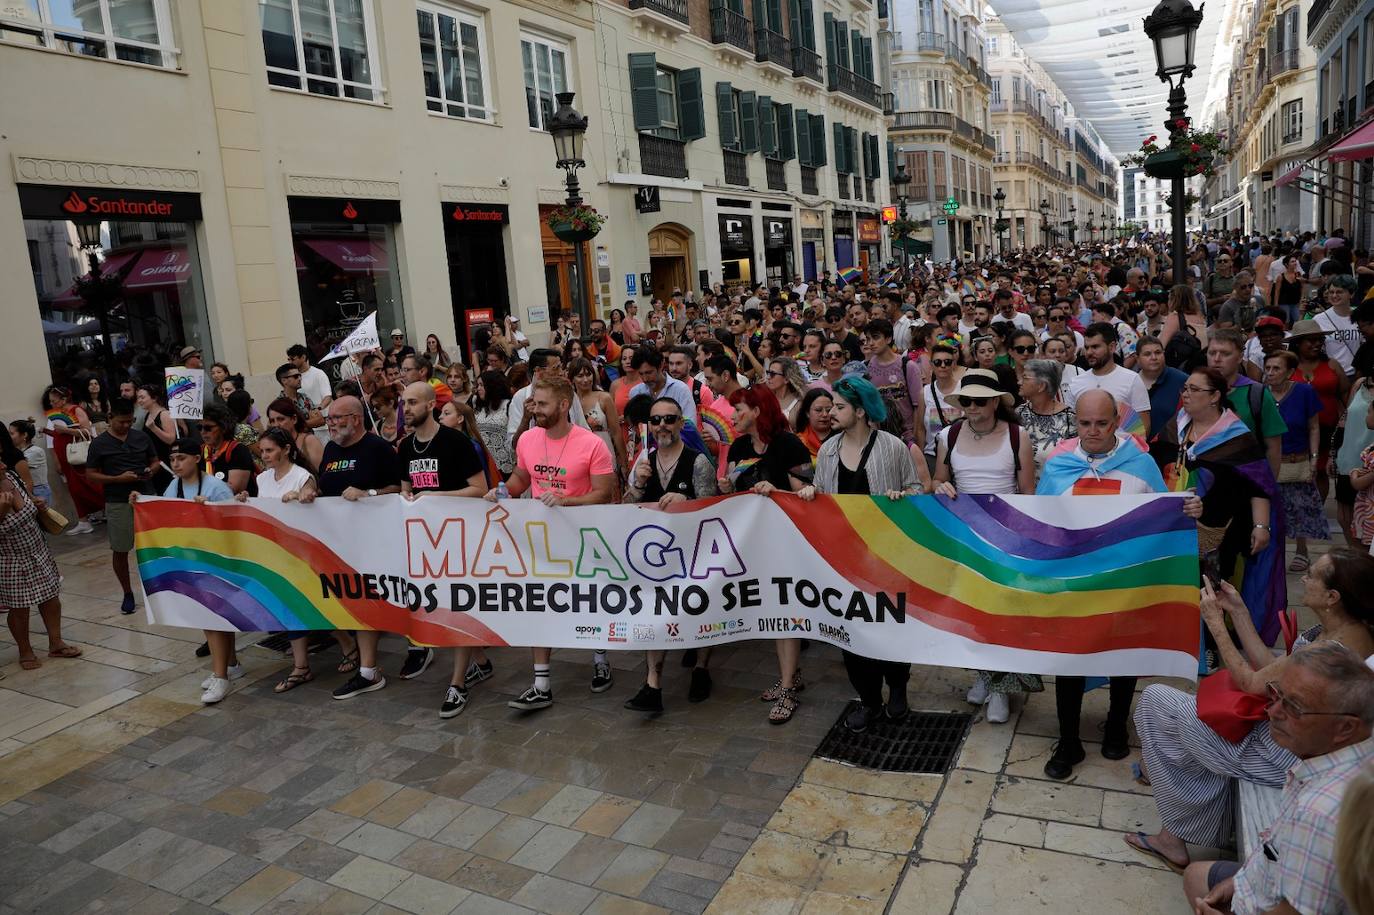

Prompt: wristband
[1253,523,1270,531]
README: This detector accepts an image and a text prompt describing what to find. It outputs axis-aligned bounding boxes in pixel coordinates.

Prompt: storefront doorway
[20,184,212,390]
[762,216,794,287]
[647,223,692,302]
[718,214,755,286]
[443,201,510,363]
[833,211,855,270]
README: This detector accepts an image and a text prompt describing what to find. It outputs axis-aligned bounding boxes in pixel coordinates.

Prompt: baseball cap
[390,328,403,337]
[1255,316,1286,331]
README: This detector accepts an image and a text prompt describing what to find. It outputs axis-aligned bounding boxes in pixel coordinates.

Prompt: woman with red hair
[720,385,814,724]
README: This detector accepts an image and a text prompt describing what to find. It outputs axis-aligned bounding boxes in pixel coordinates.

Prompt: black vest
[643,446,703,501]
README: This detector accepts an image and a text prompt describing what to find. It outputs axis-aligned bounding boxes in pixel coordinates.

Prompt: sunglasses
[822,351,845,359]
[282,372,301,380]
[932,359,955,367]
[647,415,680,426]
[1011,345,1036,355]
[765,370,786,378]
[958,396,992,407]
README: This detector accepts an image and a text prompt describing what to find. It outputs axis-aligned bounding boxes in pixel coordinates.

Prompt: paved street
[0,535,1258,914]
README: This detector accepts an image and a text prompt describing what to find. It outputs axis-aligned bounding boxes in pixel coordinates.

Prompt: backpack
[1164,320,1204,371]
[1243,381,1267,454]
[943,418,1022,480]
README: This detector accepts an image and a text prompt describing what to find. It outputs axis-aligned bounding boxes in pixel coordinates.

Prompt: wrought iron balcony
[801,166,818,195]
[766,157,787,191]
[882,91,895,116]
[1270,48,1299,76]
[827,63,880,108]
[893,109,953,130]
[628,0,689,26]
[1282,128,1303,145]
[1308,0,1330,35]
[638,134,688,179]
[710,5,753,54]
[917,32,946,54]
[953,116,977,141]
[792,46,823,82]
[982,134,997,152]
[755,26,791,68]
[723,150,749,186]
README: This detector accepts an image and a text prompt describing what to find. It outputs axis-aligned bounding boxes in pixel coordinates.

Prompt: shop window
[521,32,570,131]
[260,0,382,101]
[1,0,178,66]
[417,4,491,120]
[291,219,405,360]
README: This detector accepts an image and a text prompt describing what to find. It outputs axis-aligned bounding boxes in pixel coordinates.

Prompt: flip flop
[47,645,82,659]
[19,657,41,670]
[1124,831,1187,873]
[1288,555,1309,572]
[1132,762,1152,786]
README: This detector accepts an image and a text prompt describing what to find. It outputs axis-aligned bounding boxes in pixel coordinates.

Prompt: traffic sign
[937,218,948,225]
[942,198,959,216]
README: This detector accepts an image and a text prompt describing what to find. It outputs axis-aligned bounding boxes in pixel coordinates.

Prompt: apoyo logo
[62,191,88,214]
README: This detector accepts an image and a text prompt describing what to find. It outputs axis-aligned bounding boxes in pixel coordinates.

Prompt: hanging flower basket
[546,204,605,243]
[887,217,922,241]
[1122,121,1228,180]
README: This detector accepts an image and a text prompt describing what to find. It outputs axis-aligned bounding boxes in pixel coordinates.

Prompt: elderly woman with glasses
[1015,359,1074,474]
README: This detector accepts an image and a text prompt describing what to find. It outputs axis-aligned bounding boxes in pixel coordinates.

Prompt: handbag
[64,428,92,467]
[38,506,69,535]
[1276,459,1312,484]
[1196,670,1269,742]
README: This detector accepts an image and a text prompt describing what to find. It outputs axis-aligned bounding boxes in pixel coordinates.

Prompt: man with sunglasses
[1181,643,1374,915]
[1215,270,1266,334]
[623,397,720,713]
[276,362,324,430]
[1203,253,1237,313]
[990,289,1033,334]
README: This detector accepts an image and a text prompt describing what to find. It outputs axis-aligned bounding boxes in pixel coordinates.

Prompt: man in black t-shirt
[396,382,489,718]
[85,398,158,615]
[300,395,401,699]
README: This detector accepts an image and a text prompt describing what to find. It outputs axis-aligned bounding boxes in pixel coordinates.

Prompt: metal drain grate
[254,633,337,654]
[814,703,972,774]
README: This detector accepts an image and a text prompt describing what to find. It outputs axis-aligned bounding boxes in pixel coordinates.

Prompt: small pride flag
[838,267,862,286]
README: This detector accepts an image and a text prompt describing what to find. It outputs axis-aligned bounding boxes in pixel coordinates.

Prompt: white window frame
[262,0,386,103]
[521,30,571,132]
[654,64,680,140]
[1282,98,1302,140]
[417,2,493,121]
[0,0,179,67]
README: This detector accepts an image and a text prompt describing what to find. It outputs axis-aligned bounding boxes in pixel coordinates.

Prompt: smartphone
[1201,552,1223,591]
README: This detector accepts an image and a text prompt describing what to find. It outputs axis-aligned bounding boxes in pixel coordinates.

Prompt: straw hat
[951,368,1014,408]
[1286,319,1332,341]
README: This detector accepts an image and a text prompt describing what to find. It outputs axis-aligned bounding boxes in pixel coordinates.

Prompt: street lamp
[1144,0,1204,287]
[1038,198,1051,247]
[547,91,592,329]
[1066,203,1078,245]
[993,187,1008,254]
[1087,208,1096,242]
[72,219,118,382]
[892,161,911,278]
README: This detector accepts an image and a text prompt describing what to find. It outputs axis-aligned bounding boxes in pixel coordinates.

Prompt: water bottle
[495,481,510,500]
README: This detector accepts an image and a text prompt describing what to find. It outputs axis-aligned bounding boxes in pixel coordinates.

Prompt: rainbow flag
[838,267,862,286]
[1117,402,1147,449]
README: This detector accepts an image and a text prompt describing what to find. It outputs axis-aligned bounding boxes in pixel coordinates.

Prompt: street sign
[626,273,637,295]
[881,205,897,223]
[937,218,948,225]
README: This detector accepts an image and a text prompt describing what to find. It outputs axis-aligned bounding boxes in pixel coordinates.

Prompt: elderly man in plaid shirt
[1186,642,1374,915]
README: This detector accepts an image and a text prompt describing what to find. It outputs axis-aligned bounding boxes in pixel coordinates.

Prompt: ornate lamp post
[1143,0,1205,286]
[1087,208,1097,242]
[1038,198,1051,247]
[892,161,911,277]
[1065,203,1078,245]
[547,91,594,328]
[72,219,119,381]
[993,187,1008,254]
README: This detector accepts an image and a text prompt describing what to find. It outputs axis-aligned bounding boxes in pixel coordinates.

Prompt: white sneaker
[64,520,94,536]
[201,677,230,704]
[986,692,1010,724]
[966,678,990,706]
[200,664,244,689]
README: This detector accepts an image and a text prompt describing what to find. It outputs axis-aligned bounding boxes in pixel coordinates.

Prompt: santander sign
[62,190,173,218]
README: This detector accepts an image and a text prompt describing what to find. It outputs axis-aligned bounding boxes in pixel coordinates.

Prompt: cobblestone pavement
[1,534,1309,914]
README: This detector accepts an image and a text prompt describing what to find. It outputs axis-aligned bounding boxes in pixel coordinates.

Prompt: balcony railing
[1308,0,1330,35]
[792,45,822,82]
[755,26,790,67]
[882,91,895,116]
[723,149,749,186]
[992,151,1010,163]
[710,5,753,54]
[801,166,818,195]
[766,157,787,191]
[990,100,1007,112]
[827,64,880,107]
[628,0,689,25]
[1270,48,1299,76]
[893,109,953,130]
[953,116,977,141]
[639,134,688,179]
[837,178,851,200]
[917,31,946,54]
[982,134,996,152]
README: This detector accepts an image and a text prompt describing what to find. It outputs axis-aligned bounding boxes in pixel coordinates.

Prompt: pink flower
[1190,143,1201,153]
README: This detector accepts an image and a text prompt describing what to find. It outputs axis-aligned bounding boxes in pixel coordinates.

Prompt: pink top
[516,425,613,498]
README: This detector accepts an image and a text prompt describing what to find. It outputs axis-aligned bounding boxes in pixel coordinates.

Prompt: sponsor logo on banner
[664,623,683,642]
[608,622,628,643]
[697,619,750,641]
[575,625,603,641]
[759,617,812,633]
[818,622,851,646]
[633,625,656,643]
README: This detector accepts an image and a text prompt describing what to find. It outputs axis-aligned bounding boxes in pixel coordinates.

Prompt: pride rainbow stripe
[134,501,504,646]
[773,493,1198,656]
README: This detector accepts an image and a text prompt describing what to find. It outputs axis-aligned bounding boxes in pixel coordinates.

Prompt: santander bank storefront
[20,183,213,392]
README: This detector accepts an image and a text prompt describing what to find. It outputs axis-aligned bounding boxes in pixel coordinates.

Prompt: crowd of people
[4,226,1374,913]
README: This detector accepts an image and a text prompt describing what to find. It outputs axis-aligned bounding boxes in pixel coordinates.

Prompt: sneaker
[201,664,244,689]
[507,685,553,711]
[464,659,494,687]
[1101,727,1132,761]
[680,648,699,668]
[332,671,386,700]
[844,704,877,733]
[1043,741,1086,780]
[201,677,230,704]
[688,667,713,703]
[966,678,990,706]
[885,690,909,721]
[63,520,94,536]
[590,663,613,693]
[985,692,1010,724]
[439,685,469,718]
[120,593,135,615]
[399,647,434,680]
[624,684,663,713]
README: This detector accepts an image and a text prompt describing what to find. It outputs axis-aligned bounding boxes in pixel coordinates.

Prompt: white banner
[163,366,204,421]
[325,311,379,359]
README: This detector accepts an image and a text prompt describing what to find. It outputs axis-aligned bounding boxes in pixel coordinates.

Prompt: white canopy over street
[987,0,1223,157]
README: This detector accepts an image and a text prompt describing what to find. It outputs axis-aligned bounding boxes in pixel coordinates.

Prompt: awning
[49,251,140,307]
[299,238,389,274]
[1328,119,1374,163]
[1275,165,1303,188]
[123,247,193,291]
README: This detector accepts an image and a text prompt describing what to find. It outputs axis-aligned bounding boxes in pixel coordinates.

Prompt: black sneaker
[688,667,712,703]
[120,593,135,615]
[844,704,877,733]
[332,671,386,700]
[507,685,553,711]
[1101,728,1131,761]
[590,663,613,693]
[194,639,210,657]
[1043,741,1087,780]
[464,659,494,687]
[399,647,434,680]
[439,685,469,719]
[680,648,698,668]
[885,690,909,721]
[624,684,663,713]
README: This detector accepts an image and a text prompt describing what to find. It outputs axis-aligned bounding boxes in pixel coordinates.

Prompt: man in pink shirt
[486,377,615,711]
[621,300,644,345]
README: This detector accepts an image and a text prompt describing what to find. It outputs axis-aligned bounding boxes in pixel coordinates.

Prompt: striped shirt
[1233,738,1374,915]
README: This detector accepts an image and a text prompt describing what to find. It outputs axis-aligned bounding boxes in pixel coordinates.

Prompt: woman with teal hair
[800,375,923,732]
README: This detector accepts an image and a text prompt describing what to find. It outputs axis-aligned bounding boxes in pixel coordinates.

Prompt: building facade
[886,0,996,260]
[1307,0,1374,244]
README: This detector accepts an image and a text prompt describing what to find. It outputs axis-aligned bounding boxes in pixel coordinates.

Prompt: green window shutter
[727,0,744,12]
[759,96,776,156]
[823,13,836,69]
[788,0,802,45]
[850,29,861,71]
[837,21,850,69]
[766,0,782,31]
[861,37,873,79]
[860,132,870,176]
[752,0,765,28]
[740,90,759,152]
[779,104,794,160]
[795,108,811,165]
[870,134,881,178]
[799,0,815,49]
[809,113,826,166]
[887,139,896,175]
[848,127,859,176]
[716,82,737,148]
[833,123,846,173]
[628,53,661,131]
[677,68,705,141]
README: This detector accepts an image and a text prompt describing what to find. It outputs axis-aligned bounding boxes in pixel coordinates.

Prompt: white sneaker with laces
[64,520,94,536]
[966,678,990,706]
[986,692,1010,724]
[201,664,244,689]
[201,677,230,704]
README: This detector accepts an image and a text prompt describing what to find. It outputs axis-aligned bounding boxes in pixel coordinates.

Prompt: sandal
[1131,762,1151,787]
[768,687,799,725]
[337,647,360,674]
[275,666,314,693]
[760,671,804,702]
[19,656,41,670]
[48,645,82,659]
[1288,555,1309,572]
[1123,831,1187,873]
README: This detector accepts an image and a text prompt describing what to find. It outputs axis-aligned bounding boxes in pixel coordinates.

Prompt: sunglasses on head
[647,415,680,426]
[958,396,992,407]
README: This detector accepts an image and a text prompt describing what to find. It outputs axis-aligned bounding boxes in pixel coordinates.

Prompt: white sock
[593,651,608,666]
[360,666,377,681]
[534,664,551,692]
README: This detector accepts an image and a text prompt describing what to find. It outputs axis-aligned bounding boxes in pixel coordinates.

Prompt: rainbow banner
[133,493,1200,678]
